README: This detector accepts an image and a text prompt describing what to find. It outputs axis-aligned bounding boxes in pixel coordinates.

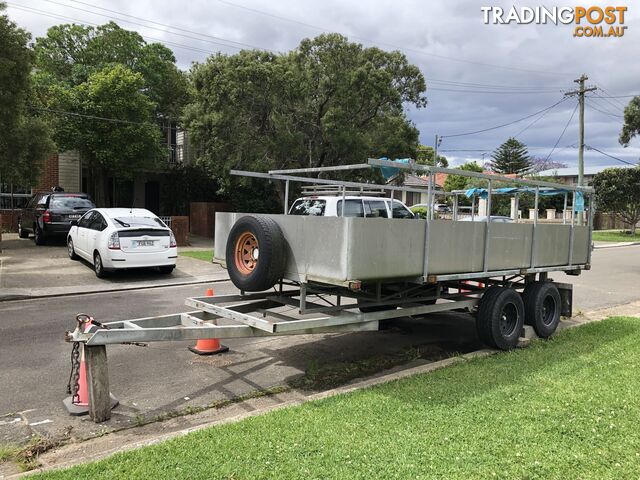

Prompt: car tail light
[169,231,177,248]
[108,232,120,250]
[42,210,51,223]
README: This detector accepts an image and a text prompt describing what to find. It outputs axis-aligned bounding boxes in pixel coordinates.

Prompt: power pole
[564,74,596,225]
[434,134,442,166]
[564,74,596,187]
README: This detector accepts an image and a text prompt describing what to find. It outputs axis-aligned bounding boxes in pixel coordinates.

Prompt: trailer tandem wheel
[477,286,524,350]
[522,281,561,338]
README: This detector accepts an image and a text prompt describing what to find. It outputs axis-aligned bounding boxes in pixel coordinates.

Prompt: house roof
[537,164,636,177]
[387,174,443,189]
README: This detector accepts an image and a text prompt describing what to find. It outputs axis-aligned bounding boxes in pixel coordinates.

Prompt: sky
[5,0,640,168]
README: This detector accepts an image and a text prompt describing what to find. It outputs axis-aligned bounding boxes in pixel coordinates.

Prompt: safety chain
[65,314,97,403]
[66,341,81,403]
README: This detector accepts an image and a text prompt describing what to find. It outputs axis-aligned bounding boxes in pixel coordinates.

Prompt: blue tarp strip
[376,157,412,180]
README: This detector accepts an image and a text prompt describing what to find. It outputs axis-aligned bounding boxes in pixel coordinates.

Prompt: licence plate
[68,214,81,219]
[132,240,155,247]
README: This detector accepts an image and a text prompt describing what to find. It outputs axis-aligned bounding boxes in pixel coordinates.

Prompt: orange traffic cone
[188,288,229,355]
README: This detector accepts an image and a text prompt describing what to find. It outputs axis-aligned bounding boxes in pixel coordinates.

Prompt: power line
[7,4,222,56]
[29,0,571,87]
[28,106,180,130]
[592,94,640,98]
[512,100,566,138]
[585,101,623,119]
[214,0,570,77]
[545,102,578,161]
[585,95,622,117]
[429,87,559,95]
[591,91,626,114]
[593,82,628,110]
[585,145,637,166]
[12,1,255,52]
[441,98,568,138]
[12,2,571,91]
[61,0,259,50]
[427,78,565,90]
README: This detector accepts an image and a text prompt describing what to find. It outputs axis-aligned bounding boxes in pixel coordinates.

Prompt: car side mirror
[71,220,78,226]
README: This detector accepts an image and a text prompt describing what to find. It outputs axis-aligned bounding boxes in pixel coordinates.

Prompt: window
[49,196,95,210]
[388,200,414,219]
[288,199,326,216]
[78,211,94,228]
[336,199,364,217]
[364,200,389,218]
[37,195,49,208]
[113,216,166,228]
[89,212,107,231]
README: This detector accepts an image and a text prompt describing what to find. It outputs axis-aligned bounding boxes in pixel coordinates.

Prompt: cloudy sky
[6,0,640,168]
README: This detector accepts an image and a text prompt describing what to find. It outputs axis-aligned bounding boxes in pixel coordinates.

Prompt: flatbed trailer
[65,159,593,422]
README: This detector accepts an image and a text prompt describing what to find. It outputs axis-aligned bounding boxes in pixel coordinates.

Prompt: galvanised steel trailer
[65,159,593,422]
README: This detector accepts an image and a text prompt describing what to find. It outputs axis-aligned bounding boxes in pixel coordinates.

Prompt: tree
[443,161,483,192]
[592,167,640,234]
[416,145,448,167]
[32,22,190,204]
[49,65,165,206]
[0,3,54,190]
[529,157,567,174]
[184,34,427,205]
[489,138,532,175]
[619,96,640,146]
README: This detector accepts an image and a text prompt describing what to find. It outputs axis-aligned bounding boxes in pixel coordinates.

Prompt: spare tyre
[225,215,286,291]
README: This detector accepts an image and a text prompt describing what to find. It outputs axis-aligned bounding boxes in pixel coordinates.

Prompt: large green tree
[619,96,640,146]
[443,161,483,192]
[50,65,166,205]
[32,22,190,205]
[489,138,532,175]
[416,145,448,167]
[592,167,640,234]
[0,3,54,192]
[184,34,427,205]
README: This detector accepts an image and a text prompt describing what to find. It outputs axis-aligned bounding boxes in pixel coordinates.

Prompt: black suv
[18,192,96,244]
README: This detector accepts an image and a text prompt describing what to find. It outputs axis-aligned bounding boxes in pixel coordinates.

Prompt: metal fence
[0,193,31,210]
[158,216,172,229]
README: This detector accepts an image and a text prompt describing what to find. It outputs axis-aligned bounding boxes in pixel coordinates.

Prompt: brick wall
[34,153,59,193]
[189,202,232,238]
[170,216,189,246]
[0,210,19,232]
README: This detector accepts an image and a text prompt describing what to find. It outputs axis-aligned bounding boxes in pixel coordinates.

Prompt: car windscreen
[389,201,414,219]
[288,199,326,216]
[49,196,95,210]
[113,216,166,228]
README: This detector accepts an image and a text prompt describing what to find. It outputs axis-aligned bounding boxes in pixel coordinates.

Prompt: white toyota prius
[67,208,177,277]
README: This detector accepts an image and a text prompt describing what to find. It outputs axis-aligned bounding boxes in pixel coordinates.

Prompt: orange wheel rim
[234,232,259,275]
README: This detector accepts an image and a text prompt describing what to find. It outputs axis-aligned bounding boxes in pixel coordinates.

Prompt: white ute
[288,195,414,218]
[67,208,177,277]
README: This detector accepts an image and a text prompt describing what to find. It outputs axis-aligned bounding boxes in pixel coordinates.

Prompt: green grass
[178,250,214,262]
[592,230,640,243]
[35,317,640,479]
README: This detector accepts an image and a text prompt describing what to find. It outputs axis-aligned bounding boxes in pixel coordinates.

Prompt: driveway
[0,234,227,300]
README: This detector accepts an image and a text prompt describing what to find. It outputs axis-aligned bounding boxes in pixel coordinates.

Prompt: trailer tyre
[476,286,504,346]
[226,215,286,292]
[477,287,524,350]
[522,281,561,338]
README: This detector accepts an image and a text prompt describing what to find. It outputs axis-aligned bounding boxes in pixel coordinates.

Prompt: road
[0,244,638,444]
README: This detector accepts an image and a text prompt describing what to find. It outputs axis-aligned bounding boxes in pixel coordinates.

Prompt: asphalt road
[0,244,638,444]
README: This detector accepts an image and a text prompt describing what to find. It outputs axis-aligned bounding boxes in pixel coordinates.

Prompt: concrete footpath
[593,240,640,249]
[9,299,640,478]
[0,234,226,301]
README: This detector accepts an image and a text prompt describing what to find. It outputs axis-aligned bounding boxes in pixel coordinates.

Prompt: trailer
[65,159,593,422]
